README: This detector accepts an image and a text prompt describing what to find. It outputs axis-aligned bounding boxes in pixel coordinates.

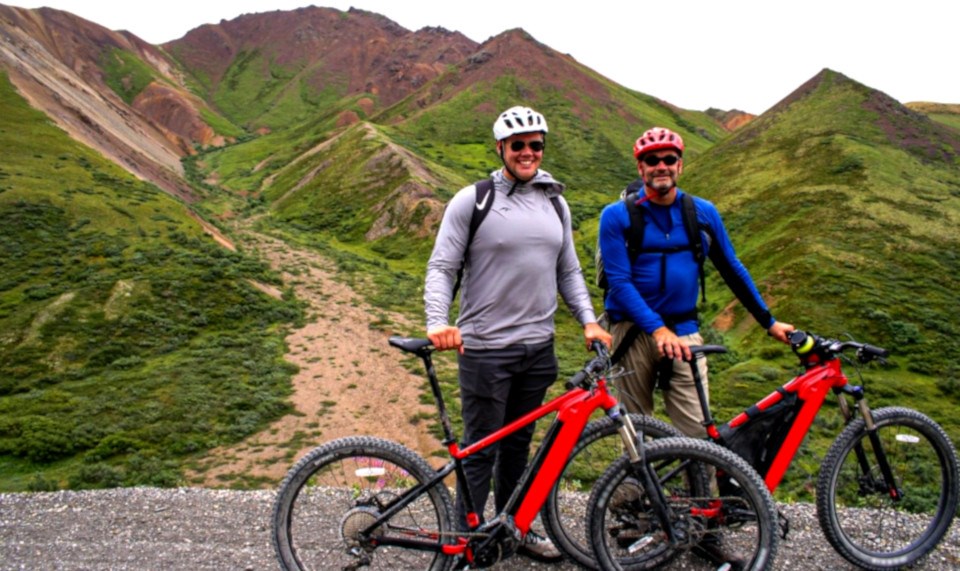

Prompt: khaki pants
[611,321,709,438]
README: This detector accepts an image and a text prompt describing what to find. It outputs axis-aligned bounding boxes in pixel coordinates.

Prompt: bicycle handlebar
[686,344,728,357]
[790,330,889,364]
[565,341,611,390]
[388,336,613,390]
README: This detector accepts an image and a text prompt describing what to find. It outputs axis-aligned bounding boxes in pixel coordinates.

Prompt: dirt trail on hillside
[187,227,442,487]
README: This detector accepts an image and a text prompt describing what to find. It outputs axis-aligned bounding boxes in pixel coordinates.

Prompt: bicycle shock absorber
[610,406,642,462]
[837,384,869,426]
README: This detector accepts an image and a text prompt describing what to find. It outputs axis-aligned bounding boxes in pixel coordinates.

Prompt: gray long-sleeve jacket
[424,169,597,350]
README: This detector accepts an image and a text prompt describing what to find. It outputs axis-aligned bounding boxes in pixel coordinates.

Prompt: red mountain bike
[588,330,959,571]
[272,338,780,570]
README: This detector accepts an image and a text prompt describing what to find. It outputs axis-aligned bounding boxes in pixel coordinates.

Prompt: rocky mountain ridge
[0,4,751,200]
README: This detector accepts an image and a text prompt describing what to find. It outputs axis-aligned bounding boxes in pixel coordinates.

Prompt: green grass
[0,72,303,492]
[5,48,960,506]
[99,47,162,104]
[927,112,960,131]
[202,68,960,503]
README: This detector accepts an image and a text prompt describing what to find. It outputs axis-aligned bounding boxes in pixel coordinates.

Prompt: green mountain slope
[163,7,478,132]
[199,30,738,360]
[5,3,960,503]
[685,70,960,358]
[0,73,302,492]
[677,71,960,491]
[209,30,731,251]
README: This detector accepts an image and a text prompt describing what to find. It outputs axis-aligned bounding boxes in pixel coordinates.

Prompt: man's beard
[646,174,676,194]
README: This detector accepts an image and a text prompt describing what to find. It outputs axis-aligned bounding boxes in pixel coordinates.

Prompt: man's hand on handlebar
[767,321,795,344]
[427,325,464,354]
[653,326,693,361]
[583,321,612,351]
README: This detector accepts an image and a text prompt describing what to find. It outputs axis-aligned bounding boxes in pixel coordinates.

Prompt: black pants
[455,340,557,528]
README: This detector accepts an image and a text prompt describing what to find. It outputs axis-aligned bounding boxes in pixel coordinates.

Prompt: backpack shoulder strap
[610,323,642,365]
[549,195,564,224]
[679,193,702,264]
[678,192,708,302]
[451,179,495,301]
[622,179,646,259]
[468,179,496,242]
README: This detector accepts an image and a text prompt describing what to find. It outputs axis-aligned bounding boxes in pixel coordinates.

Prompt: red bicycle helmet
[633,127,684,159]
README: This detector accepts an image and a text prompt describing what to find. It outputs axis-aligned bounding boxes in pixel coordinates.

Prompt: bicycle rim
[273,436,454,571]
[542,413,680,569]
[589,437,779,571]
[818,407,959,569]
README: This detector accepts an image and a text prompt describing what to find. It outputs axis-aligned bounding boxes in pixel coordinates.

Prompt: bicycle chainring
[468,518,521,568]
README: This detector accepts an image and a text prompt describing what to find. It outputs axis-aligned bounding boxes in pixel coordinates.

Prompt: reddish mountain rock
[163,7,478,110]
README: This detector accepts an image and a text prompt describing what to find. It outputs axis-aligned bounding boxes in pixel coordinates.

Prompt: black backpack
[595,179,711,305]
[451,179,564,301]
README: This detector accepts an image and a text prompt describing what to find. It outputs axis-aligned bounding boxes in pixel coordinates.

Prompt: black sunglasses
[509,140,545,152]
[642,154,680,167]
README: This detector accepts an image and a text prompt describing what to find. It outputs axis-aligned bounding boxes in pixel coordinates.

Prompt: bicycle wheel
[541,413,680,569]
[589,437,779,571]
[816,406,959,569]
[273,436,455,571]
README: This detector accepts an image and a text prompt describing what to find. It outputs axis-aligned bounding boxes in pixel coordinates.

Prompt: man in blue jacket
[599,127,794,438]
[599,126,793,567]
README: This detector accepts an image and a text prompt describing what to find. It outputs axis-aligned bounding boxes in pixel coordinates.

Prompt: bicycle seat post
[418,347,459,446]
[687,347,723,440]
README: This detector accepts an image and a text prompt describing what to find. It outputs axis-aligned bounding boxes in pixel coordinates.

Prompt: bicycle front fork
[837,385,903,501]
[612,407,679,544]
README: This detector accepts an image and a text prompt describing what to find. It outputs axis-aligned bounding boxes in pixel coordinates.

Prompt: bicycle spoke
[273,437,454,571]
[818,407,958,568]
[589,437,779,570]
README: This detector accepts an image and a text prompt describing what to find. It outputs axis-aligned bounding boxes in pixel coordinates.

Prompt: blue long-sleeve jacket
[598,188,775,336]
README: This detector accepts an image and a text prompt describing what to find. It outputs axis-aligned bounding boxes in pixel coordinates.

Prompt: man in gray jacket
[424,105,610,562]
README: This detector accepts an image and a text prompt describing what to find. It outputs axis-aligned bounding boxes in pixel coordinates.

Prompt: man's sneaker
[691,534,746,571]
[517,530,563,563]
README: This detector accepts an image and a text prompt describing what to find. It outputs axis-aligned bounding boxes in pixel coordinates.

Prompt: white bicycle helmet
[492,106,548,141]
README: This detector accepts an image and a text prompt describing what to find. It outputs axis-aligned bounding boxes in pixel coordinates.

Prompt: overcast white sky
[10,0,958,114]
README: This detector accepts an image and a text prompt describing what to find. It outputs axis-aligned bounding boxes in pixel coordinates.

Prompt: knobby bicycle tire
[588,437,779,571]
[272,436,455,571]
[541,413,680,569]
[816,406,959,570]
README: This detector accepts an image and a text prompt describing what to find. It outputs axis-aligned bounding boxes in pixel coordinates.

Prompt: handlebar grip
[687,344,727,356]
[861,343,889,359]
[566,343,610,389]
[566,370,587,390]
[591,340,609,357]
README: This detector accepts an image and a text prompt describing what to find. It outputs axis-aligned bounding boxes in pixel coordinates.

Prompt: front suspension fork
[836,385,902,501]
[614,408,678,544]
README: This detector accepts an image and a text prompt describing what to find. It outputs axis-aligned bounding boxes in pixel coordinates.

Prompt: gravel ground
[1,487,958,570]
